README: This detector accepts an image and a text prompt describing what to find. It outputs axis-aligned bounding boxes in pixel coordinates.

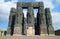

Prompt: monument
[7,2,55,36]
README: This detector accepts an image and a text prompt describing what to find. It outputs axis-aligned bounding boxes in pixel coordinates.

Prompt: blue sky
[0,0,60,31]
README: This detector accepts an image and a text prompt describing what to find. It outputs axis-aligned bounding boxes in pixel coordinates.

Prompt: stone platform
[0,36,60,39]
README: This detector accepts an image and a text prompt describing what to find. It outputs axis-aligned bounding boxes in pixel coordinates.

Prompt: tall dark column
[45,8,55,36]
[37,13,41,35]
[38,2,48,36]
[7,8,16,36]
[23,18,27,35]
[22,10,24,35]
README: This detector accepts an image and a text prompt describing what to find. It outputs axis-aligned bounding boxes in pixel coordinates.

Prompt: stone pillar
[38,2,48,36]
[45,8,55,36]
[27,6,35,36]
[13,6,23,36]
[7,8,16,36]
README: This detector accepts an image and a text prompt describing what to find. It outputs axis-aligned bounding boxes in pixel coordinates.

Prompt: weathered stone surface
[38,2,44,7]
[37,2,48,35]
[27,6,35,35]
[17,2,44,7]
[27,27,35,36]
[7,8,16,35]
[7,2,55,36]
[22,2,33,7]
[17,2,22,7]
[13,7,24,35]
[13,26,22,34]
[23,18,27,35]
[45,8,55,35]
[27,7,34,26]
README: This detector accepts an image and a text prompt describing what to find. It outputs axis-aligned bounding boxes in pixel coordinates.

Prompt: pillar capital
[45,8,51,14]
[17,2,22,7]
[38,2,44,7]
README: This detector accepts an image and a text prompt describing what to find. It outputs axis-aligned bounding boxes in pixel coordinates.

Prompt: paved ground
[0,36,60,39]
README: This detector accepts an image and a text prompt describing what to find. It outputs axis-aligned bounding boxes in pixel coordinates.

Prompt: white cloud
[23,9,27,18]
[0,0,17,30]
[51,12,60,30]
[0,0,16,21]
[34,9,38,17]
[0,0,4,3]
[35,0,55,10]
[11,0,18,2]
[56,0,60,3]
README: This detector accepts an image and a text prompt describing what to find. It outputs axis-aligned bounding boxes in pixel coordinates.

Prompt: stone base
[27,27,35,36]
[40,34,48,36]
[0,36,60,39]
[49,34,55,36]
[14,27,22,34]
[40,25,48,35]
[13,34,22,36]
[6,34,11,36]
